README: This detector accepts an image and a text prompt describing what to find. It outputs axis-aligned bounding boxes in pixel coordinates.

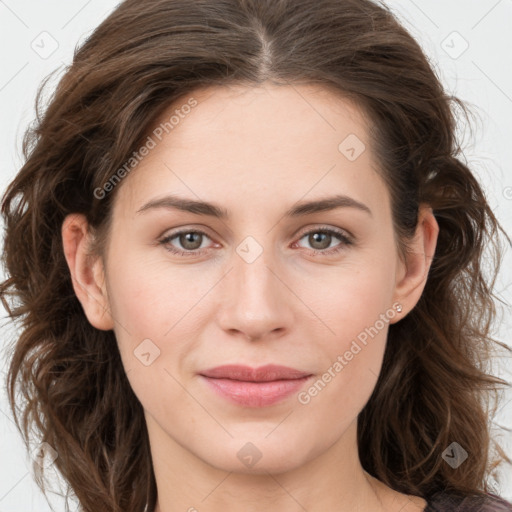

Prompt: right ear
[61,214,114,331]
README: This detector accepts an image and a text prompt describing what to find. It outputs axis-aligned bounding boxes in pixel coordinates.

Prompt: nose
[216,245,295,342]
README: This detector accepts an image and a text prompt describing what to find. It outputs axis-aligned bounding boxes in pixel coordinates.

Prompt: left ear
[391,203,439,321]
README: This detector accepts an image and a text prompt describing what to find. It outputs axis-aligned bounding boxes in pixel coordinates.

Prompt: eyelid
[294,224,354,242]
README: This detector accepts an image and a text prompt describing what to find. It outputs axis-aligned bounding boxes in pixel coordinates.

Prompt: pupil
[311,232,330,249]
[181,232,201,249]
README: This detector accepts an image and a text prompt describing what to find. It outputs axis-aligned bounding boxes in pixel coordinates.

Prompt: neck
[147,417,425,512]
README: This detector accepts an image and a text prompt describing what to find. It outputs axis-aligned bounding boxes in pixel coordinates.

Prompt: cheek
[308,256,396,343]
[104,252,211,391]
[106,252,199,334]
[105,261,195,412]
[299,259,395,409]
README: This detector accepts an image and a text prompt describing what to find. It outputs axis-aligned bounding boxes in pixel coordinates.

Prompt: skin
[62,83,438,512]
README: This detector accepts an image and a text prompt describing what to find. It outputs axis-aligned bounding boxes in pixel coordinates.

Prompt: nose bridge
[217,235,293,340]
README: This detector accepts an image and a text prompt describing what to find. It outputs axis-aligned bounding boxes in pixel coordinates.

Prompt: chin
[196,434,315,475]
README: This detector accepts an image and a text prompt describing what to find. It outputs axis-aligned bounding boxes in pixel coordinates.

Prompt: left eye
[159,227,352,256]
[295,228,352,253]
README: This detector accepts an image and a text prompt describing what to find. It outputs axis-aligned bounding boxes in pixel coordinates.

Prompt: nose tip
[216,253,294,342]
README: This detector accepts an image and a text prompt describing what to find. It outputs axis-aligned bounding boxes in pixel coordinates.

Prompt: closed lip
[199,364,311,382]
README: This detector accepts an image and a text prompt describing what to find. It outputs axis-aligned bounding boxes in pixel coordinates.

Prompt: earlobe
[61,214,114,331]
[391,204,439,321]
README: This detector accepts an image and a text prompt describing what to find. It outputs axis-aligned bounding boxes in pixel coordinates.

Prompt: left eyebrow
[135,193,372,218]
[285,194,372,218]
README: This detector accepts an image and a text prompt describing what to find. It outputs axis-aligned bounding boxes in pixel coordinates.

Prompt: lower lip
[200,375,312,407]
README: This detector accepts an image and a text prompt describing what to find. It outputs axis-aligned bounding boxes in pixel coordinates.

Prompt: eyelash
[158,226,353,257]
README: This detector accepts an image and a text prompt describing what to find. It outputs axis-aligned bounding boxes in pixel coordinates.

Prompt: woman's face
[68,83,437,475]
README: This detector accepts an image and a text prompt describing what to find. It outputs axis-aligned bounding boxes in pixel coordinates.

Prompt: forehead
[151,82,370,148]
[112,83,387,218]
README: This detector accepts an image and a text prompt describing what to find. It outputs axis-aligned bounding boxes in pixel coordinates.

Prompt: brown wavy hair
[1,0,511,510]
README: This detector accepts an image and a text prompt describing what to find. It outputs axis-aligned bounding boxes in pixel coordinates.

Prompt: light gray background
[1,1,511,510]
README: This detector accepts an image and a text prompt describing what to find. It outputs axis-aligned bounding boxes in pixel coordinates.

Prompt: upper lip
[199,364,311,382]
